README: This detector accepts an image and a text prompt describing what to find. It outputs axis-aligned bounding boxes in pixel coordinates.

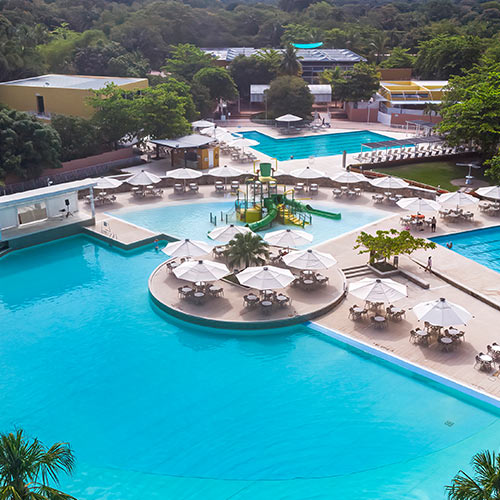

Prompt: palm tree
[0,430,76,500]
[370,32,390,64]
[446,450,500,499]
[223,232,270,269]
[279,45,303,76]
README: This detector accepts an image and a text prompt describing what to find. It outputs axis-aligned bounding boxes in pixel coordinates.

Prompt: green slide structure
[246,198,278,231]
[281,196,342,220]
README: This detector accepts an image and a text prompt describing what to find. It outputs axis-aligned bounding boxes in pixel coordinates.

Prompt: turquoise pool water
[432,226,500,273]
[239,130,393,161]
[1,235,500,499]
[114,201,384,245]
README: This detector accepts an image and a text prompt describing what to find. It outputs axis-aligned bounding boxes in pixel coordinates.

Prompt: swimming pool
[432,226,500,273]
[114,201,385,245]
[1,235,500,499]
[239,130,394,161]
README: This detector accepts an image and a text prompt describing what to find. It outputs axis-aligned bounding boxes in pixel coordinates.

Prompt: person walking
[431,216,437,233]
[425,255,432,273]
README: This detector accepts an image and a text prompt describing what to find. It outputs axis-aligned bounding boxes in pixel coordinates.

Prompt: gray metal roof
[0,74,147,90]
[250,84,331,95]
[204,47,365,63]
[151,134,213,148]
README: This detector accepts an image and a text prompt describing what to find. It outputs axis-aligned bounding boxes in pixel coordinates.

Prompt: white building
[250,84,332,104]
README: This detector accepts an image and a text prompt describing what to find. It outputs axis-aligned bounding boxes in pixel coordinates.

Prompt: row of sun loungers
[132,186,163,198]
[174,183,199,193]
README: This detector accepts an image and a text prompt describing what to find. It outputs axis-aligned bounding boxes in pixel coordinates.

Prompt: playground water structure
[239,130,394,161]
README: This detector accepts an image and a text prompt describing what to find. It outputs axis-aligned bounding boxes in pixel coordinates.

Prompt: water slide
[247,199,278,231]
[282,196,341,220]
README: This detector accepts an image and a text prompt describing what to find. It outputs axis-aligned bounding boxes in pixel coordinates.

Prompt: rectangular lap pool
[239,129,394,161]
[432,225,500,273]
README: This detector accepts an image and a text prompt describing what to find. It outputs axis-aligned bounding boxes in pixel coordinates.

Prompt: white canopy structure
[349,278,407,303]
[437,191,478,208]
[208,224,252,243]
[290,166,326,179]
[475,186,500,200]
[275,114,302,123]
[162,239,213,258]
[236,265,294,290]
[331,171,367,184]
[191,120,215,128]
[228,137,259,151]
[282,248,337,270]
[264,229,313,248]
[126,170,162,186]
[173,259,229,282]
[397,197,440,212]
[369,176,409,189]
[412,297,472,326]
[165,168,203,180]
[95,177,123,190]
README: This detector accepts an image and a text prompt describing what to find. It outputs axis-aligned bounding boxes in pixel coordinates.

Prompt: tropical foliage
[0,429,75,500]
[266,75,314,119]
[322,63,380,102]
[278,45,302,76]
[354,229,436,263]
[446,449,500,499]
[223,232,270,269]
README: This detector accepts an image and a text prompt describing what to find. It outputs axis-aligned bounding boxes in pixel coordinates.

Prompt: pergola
[405,120,437,135]
[360,135,443,152]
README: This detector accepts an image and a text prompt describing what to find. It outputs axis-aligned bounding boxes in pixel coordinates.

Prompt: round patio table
[390,307,402,314]
[353,307,365,314]
[374,316,386,322]
[480,354,493,362]
[261,300,273,309]
[246,294,258,304]
[440,336,453,346]
[276,295,289,305]
[193,292,205,304]
[303,279,314,286]
[490,345,500,353]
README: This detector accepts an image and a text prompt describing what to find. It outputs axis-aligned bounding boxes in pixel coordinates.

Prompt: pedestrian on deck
[425,255,432,273]
[431,216,437,233]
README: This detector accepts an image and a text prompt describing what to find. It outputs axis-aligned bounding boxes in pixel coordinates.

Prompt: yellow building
[0,74,148,119]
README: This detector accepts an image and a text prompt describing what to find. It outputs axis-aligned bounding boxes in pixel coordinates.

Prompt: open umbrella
[207,165,244,189]
[201,127,233,142]
[331,171,367,184]
[236,265,294,290]
[369,176,409,189]
[397,197,440,212]
[475,185,500,200]
[228,137,260,152]
[166,168,203,189]
[173,259,229,282]
[275,114,302,129]
[208,224,252,243]
[162,239,213,258]
[192,120,215,129]
[437,191,478,208]
[264,228,313,248]
[349,277,407,303]
[94,177,123,190]
[290,166,326,179]
[283,248,337,270]
[126,170,162,186]
[412,297,472,326]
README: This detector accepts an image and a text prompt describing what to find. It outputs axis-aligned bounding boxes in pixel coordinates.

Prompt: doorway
[36,95,45,115]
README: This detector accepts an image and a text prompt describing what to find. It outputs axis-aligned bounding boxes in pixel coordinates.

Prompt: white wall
[377,111,392,125]
[45,193,78,217]
[0,207,18,230]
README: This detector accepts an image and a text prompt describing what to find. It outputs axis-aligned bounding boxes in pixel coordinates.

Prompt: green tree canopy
[379,47,415,68]
[438,64,500,159]
[266,75,314,118]
[223,232,270,269]
[50,114,102,162]
[162,43,215,81]
[279,44,303,76]
[354,229,436,263]
[0,108,61,181]
[230,55,278,99]
[328,63,380,102]
[0,430,75,500]
[485,154,500,183]
[414,35,484,79]
[446,449,500,499]
[193,67,238,101]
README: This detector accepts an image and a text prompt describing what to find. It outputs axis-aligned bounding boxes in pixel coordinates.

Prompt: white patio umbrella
[208,224,252,243]
[397,197,440,212]
[369,176,409,189]
[126,170,162,186]
[275,114,302,129]
[236,265,294,290]
[349,277,407,303]
[173,259,229,282]
[437,191,478,208]
[162,239,213,258]
[201,127,233,141]
[192,120,215,129]
[228,137,260,152]
[264,228,313,248]
[94,177,123,190]
[283,248,337,270]
[475,185,500,200]
[207,165,244,188]
[331,171,367,184]
[165,168,203,188]
[290,166,326,180]
[412,297,472,326]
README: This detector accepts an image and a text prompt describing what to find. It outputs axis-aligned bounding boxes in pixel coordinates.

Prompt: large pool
[239,130,393,161]
[114,201,385,245]
[432,226,500,273]
[1,235,500,499]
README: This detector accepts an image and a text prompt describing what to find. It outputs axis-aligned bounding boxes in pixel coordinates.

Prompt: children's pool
[1,235,500,499]
[239,130,393,161]
[432,226,500,273]
[114,201,385,245]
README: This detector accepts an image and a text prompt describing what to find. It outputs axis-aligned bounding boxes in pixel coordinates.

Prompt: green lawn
[373,159,486,192]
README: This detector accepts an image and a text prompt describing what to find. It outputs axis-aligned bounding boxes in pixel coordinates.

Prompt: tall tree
[230,55,278,99]
[331,63,380,102]
[446,450,500,499]
[193,67,238,101]
[279,45,302,76]
[162,43,215,81]
[0,108,61,181]
[370,32,390,64]
[0,429,75,500]
[379,47,415,68]
[438,64,500,159]
[266,75,314,118]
